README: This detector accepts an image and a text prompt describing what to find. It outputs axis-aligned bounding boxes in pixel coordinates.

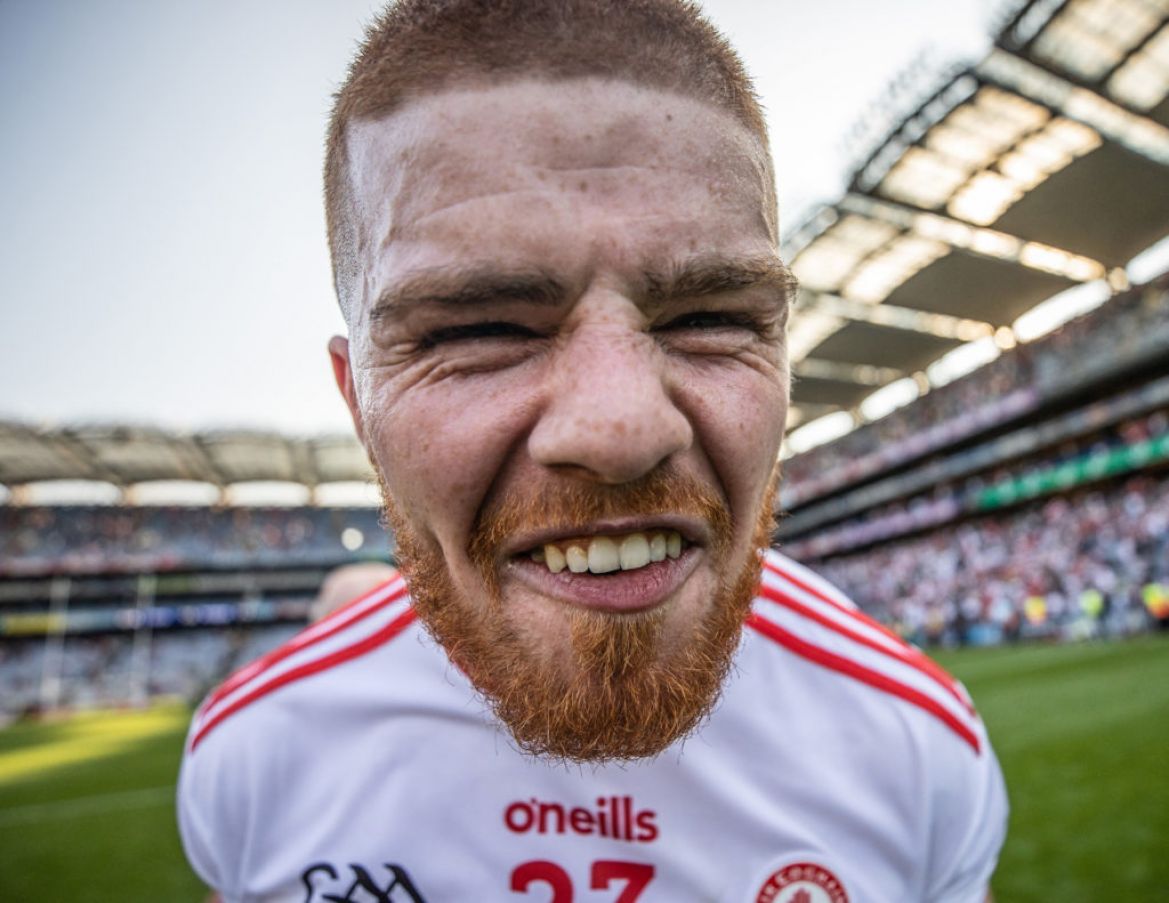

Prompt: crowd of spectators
[0,624,298,722]
[784,408,1169,559]
[3,468,1166,714]
[813,471,1169,647]
[0,505,387,576]
[782,273,1169,507]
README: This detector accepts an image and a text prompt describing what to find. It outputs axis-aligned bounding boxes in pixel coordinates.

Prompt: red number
[511,860,574,903]
[510,859,654,903]
[591,860,655,903]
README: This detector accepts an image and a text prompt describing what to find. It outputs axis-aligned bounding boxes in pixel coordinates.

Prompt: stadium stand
[770,0,1169,649]
[0,502,389,721]
[779,275,1169,648]
[814,471,1169,646]
[0,504,386,575]
[2,0,1167,718]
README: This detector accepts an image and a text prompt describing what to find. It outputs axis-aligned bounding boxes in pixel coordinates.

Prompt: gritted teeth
[527,530,685,575]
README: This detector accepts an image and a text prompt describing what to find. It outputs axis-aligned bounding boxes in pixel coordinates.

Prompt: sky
[0,0,1000,436]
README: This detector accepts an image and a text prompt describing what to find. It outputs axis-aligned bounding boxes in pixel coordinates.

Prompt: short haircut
[325,0,774,321]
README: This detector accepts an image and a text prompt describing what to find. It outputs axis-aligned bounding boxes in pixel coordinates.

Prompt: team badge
[753,861,848,903]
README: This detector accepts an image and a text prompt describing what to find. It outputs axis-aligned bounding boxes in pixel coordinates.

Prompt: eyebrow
[370,267,566,321]
[370,256,798,322]
[644,256,798,309]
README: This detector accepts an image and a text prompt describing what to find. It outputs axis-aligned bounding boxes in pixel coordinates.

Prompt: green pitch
[934,633,1169,902]
[1,634,1167,901]
[0,703,205,901]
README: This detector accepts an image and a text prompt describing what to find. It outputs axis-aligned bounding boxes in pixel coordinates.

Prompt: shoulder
[746,549,983,756]
[739,551,1008,897]
[186,571,416,755]
[178,572,425,893]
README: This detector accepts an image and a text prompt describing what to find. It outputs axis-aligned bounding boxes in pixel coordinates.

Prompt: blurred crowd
[782,274,1169,506]
[0,625,298,722]
[814,471,1169,647]
[784,408,1169,559]
[0,505,387,576]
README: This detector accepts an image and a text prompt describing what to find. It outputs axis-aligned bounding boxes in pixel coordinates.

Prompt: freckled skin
[329,78,788,658]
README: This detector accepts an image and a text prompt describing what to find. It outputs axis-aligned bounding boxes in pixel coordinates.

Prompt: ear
[328,335,366,446]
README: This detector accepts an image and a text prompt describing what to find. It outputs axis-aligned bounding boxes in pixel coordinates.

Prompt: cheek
[363,376,537,548]
[681,370,786,519]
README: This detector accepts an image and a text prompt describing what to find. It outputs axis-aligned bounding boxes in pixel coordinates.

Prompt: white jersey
[178,549,1007,903]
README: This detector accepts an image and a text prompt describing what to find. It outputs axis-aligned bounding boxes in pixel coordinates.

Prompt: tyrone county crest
[753,861,849,903]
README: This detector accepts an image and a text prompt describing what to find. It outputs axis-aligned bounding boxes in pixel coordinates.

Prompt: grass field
[1,634,1167,901]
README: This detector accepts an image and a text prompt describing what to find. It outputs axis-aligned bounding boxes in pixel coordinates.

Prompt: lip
[503,546,703,613]
[502,515,710,558]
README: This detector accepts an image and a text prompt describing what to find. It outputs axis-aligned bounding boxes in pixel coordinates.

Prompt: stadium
[2,0,1168,900]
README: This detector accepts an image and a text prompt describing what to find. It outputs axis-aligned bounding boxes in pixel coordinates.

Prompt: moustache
[468,467,734,574]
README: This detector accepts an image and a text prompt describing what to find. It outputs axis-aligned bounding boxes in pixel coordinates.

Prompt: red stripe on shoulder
[764,554,855,610]
[200,577,407,715]
[746,613,981,754]
[763,556,970,709]
[756,582,974,717]
[191,607,416,752]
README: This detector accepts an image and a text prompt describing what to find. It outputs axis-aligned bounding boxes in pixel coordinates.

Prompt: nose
[528,317,693,484]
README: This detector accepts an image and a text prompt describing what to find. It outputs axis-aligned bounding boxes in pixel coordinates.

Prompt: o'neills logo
[504,795,659,843]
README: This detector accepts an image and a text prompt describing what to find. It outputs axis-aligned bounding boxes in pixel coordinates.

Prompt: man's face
[332,78,789,760]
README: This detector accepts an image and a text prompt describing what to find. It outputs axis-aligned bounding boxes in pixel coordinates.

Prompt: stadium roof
[782,0,1169,432]
[0,421,374,496]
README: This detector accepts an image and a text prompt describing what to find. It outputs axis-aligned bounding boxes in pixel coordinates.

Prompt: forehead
[345,78,775,305]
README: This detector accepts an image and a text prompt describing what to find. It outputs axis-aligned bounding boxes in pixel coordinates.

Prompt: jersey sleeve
[177,715,239,901]
[926,716,1010,902]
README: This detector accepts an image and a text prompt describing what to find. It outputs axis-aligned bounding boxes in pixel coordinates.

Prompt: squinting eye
[661,311,758,331]
[419,321,540,348]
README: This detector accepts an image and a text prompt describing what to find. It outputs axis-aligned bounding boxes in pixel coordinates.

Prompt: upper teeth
[530,530,684,575]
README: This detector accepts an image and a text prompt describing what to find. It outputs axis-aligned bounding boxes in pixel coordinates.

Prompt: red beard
[382,466,777,761]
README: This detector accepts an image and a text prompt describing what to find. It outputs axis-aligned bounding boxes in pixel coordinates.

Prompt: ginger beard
[380,467,778,762]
